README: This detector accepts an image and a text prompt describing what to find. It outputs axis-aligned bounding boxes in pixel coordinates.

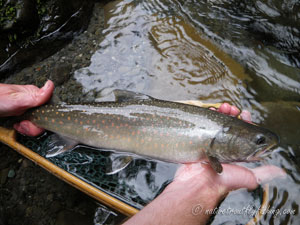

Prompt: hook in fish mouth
[247,142,278,161]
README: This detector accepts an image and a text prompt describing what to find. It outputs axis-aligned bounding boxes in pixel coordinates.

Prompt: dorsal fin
[113,89,154,102]
[48,94,62,105]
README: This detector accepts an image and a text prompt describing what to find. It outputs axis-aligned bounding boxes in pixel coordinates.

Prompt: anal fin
[46,134,79,158]
[106,154,133,175]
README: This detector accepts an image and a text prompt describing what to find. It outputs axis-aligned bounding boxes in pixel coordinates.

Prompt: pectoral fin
[46,134,79,158]
[208,155,223,173]
[106,154,133,175]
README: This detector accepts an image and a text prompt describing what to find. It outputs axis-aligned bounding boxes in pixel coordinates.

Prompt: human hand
[124,103,284,225]
[0,80,55,136]
[172,102,283,201]
[161,103,284,224]
[124,163,285,225]
[210,102,252,123]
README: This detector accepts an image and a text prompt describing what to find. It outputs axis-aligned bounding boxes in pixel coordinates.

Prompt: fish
[20,90,279,173]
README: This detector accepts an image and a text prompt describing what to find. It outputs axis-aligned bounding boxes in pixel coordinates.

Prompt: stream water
[73,0,300,224]
[2,0,300,224]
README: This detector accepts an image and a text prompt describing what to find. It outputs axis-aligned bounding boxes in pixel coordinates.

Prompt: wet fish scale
[23,94,278,172]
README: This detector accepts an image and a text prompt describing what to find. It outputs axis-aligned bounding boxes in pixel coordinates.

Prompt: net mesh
[17,132,178,209]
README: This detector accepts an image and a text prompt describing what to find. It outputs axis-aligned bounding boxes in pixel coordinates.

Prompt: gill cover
[208,119,279,173]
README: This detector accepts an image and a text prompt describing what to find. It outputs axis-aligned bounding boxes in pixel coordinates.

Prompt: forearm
[123,181,222,225]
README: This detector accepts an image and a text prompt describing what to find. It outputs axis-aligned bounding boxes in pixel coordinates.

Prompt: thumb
[218,164,286,192]
[218,164,258,191]
[0,80,54,117]
[15,80,54,115]
[32,80,55,107]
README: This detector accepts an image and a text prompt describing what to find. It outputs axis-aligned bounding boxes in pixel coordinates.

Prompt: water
[72,0,300,224]
[75,0,251,105]
[3,0,298,224]
[178,0,300,102]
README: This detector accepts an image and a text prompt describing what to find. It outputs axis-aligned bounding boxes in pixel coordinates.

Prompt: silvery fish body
[23,90,279,172]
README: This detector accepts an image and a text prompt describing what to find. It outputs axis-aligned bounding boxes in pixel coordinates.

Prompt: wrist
[124,165,227,225]
[158,177,224,224]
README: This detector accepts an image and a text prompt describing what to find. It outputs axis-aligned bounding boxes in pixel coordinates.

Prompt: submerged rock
[0,168,9,185]
[261,101,300,144]
[0,0,95,78]
[7,169,15,178]
[260,101,300,161]
[51,64,72,85]
[0,0,39,34]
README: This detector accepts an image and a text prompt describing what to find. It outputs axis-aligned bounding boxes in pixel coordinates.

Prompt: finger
[14,120,45,136]
[240,110,252,123]
[217,103,240,117]
[229,105,240,117]
[217,103,231,114]
[218,164,258,191]
[31,80,55,107]
[251,165,286,184]
[218,164,286,192]
[0,81,55,117]
[14,80,54,113]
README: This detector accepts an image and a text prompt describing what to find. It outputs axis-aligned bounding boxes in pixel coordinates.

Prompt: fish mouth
[247,142,278,161]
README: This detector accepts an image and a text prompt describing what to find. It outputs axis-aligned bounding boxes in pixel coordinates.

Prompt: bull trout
[21,90,279,173]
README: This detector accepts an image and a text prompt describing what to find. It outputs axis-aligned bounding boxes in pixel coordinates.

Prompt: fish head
[209,121,279,163]
[245,128,279,161]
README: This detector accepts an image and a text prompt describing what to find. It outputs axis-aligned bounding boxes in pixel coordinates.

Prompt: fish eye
[255,135,266,145]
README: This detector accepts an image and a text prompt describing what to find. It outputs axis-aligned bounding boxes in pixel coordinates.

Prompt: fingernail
[14,123,29,135]
[20,123,29,134]
[232,106,240,113]
[41,80,51,91]
[38,80,51,96]
[240,111,251,123]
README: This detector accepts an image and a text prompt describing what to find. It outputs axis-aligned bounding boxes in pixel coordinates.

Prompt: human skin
[123,163,284,225]
[0,80,54,136]
[0,81,285,224]
[122,105,284,225]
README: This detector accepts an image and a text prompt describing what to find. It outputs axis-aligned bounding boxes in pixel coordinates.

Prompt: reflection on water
[75,0,251,105]
[117,158,177,203]
[72,0,300,224]
[179,0,300,102]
